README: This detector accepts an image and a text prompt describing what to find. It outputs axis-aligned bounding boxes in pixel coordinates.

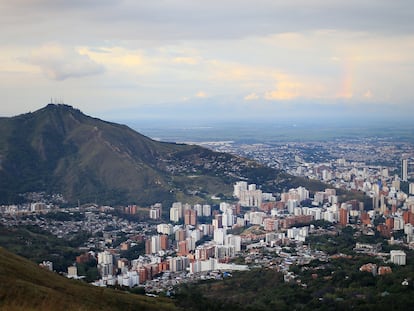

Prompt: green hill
[0,246,177,311]
[0,104,331,206]
[0,104,270,205]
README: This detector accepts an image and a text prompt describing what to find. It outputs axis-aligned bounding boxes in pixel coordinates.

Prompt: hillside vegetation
[0,104,326,206]
[0,104,271,205]
[0,246,177,311]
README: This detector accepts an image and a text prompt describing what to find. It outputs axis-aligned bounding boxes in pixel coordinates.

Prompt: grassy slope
[0,247,177,311]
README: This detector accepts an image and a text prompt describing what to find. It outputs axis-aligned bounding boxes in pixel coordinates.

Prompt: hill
[0,246,177,311]
[0,104,302,205]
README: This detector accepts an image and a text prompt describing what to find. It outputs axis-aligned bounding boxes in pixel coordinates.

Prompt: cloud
[25,43,104,80]
[264,83,300,100]
[173,57,200,65]
[196,91,207,98]
[3,1,413,44]
[363,90,373,98]
[208,60,257,81]
[244,93,259,101]
[264,74,303,100]
[79,47,145,69]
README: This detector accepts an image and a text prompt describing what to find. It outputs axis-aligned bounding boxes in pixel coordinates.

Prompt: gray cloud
[24,44,105,80]
[1,0,413,44]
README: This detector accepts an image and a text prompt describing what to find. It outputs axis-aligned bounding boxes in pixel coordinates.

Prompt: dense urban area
[1,135,414,308]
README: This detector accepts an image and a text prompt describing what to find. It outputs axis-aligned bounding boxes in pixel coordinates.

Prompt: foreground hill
[0,246,177,311]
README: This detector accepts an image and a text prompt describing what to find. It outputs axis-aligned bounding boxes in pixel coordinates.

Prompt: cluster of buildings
[0,202,53,215]
[233,181,265,207]
[77,173,413,290]
[200,139,414,203]
[359,250,407,276]
[2,172,413,293]
[168,202,213,223]
[4,173,412,291]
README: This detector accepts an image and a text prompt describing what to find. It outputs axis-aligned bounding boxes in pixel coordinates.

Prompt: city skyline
[1,1,414,123]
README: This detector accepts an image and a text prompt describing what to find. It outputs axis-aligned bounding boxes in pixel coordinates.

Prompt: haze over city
[1,0,413,123]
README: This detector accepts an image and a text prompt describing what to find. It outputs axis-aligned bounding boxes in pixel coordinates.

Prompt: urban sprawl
[1,137,414,294]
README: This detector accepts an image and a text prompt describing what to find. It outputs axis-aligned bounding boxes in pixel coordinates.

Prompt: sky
[0,0,413,124]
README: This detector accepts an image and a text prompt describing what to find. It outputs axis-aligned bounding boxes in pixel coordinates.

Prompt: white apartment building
[390,250,406,265]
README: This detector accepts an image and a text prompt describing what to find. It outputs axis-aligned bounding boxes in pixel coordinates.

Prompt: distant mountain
[0,246,177,310]
[1,104,309,205]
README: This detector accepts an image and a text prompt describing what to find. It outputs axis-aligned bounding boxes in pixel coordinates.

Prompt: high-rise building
[199,224,214,236]
[222,210,235,228]
[195,244,215,261]
[339,207,348,227]
[287,199,298,214]
[212,214,222,229]
[314,192,325,205]
[169,202,183,220]
[247,211,267,225]
[215,245,235,259]
[184,209,197,226]
[186,236,196,252]
[145,239,152,254]
[160,234,169,250]
[390,250,406,265]
[170,206,180,222]
[225,234,241,252]
[149,207,161,220]
[138,267,148,283]
[97,251,114,276]
[297,186,310,201]
[409,183,414,195]
[214,228,226,245]
[157,223,173,235]
[98,251,113,265]
[151,235,161,254]
[402,158,408,181]
[202,204,212,217]
[175,228,186,242]
[235,182,262,207]
[178,240,189,256]
[168,256,189,272]
[194,204,203,216]
[233,181,248,198]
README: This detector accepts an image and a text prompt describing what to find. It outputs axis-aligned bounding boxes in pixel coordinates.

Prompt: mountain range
[0,104,316,206]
